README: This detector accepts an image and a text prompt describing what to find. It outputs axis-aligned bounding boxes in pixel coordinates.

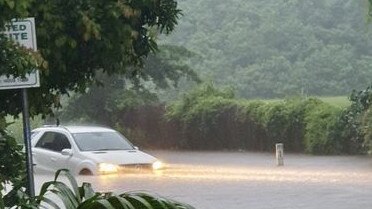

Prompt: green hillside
[162,0,372,98]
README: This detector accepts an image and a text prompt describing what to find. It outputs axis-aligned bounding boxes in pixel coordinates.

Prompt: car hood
[80,150,157,165]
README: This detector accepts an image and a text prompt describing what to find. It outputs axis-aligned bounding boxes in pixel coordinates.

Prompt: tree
[0,0,182,206]
[164,0,372,98]
[1,0,182,118]
[60,44,199,126]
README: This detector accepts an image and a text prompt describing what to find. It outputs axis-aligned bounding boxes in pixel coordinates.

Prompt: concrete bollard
[276,143,284,166]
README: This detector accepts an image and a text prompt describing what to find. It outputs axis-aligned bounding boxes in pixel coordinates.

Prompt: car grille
[119,164,152,172]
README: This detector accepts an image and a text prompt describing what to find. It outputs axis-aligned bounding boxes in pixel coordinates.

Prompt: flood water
[34,151,372,209]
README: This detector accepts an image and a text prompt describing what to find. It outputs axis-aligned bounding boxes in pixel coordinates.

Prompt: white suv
[31,125,162,175]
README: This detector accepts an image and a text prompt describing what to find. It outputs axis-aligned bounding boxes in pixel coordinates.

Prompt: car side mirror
[61,149,73,156]
[134,146,139,150]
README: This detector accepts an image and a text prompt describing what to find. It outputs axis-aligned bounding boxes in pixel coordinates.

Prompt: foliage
[0,0,31,27]
[0,37,46,79]
[60,76,159,126]
[5,115,43,143]
[339,84,372,153]
[0,120,26,208]
[318,96,350,108]
[1,0,183,207]
[163,83,234,149]
[1,169,194,209]
[60,44,199,126]
[166,82,234,122]
[362,106,372,153]
[164,0,372,98]
[59,83,371,155]
[108,84,357,154]
[1,0,182,119]
[303,103,343,154]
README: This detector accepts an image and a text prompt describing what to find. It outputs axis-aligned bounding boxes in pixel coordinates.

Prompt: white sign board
[0,18,40,90]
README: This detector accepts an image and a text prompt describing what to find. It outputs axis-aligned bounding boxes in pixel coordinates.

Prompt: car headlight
[98,163,119,174]
[152,161,163,170]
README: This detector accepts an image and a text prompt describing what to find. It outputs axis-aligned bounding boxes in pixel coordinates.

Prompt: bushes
[347,85,372,153]
[234,98,344,154]
[61,83,371,155]
[165,83,237,150]
[304,103,343,154]
[109,84,353,154]
[362,107,372,153]
[161,83,346,153]
[0,117,26,207]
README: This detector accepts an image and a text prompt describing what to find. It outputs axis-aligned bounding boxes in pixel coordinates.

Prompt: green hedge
[165,96,346,153]
[114,84,359,154]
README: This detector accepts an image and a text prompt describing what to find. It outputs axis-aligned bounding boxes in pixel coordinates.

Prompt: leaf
[75,194,101,209]
[55,36,67,47]
[5,0,15,9]
[116,196,135,209]
[54,169,81,203]
[121,194,153,209]
[0,196,4,209]
[37,179,80,209]
[79,182,95,200]
[48,189,77,209]
[39,196,62,209]
[96,199,116,209]
[52,182,80,206]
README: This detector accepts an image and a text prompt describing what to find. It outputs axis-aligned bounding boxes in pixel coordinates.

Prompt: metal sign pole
[21,88,35,197]
[0,17,38,197]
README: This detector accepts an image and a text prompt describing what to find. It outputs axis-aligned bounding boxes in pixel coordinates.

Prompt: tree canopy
[60,44,199,125]
[164,0,372,98]
[0,0,181,118]
[0,0,182,204]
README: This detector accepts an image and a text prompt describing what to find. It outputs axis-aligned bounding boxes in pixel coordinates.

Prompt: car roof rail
[42,124,69,131]
[42,124,58,127]
[42,118,63,128]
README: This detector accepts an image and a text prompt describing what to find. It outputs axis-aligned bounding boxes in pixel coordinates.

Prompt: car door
[33,131,73,173]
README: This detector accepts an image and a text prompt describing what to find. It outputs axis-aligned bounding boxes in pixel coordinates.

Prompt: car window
[72,132,134,151]
[35,132,71,152]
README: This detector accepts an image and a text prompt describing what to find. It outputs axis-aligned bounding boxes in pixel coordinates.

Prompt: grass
[318,96,350,108]
[5,115,44,143]
[259,96,351,108]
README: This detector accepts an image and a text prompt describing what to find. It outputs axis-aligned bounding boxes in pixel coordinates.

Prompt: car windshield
[72,132,134,151]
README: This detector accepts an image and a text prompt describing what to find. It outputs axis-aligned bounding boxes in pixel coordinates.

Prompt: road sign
[0,17,40,90]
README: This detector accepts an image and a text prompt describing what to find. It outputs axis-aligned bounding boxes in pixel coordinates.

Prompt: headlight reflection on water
[98,163,119,174]
[95,164,369,185]
[152,161,163,170]
[87,163,372,188]
[161,165,349,183]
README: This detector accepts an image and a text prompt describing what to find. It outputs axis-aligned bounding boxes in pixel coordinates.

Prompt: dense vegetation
[163,0,372,98]
[61,83,372,155]
[2,0,372,208]
[0,0,185,207]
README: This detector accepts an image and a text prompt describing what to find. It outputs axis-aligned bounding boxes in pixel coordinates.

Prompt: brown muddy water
[34,151,372,209]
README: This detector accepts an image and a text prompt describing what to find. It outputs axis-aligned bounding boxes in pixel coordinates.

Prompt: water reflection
[88,163,371,185]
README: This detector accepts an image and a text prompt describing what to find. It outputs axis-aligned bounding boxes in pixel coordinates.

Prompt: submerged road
[34,151,372,209]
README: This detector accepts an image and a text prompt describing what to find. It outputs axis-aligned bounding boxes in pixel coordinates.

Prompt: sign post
[21,88,35,197]
[0,18,39,197]
[0,18,39,90]
[276,143,284,166]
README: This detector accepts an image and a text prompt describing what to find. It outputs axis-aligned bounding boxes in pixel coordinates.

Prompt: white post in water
[276,143,284,166]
